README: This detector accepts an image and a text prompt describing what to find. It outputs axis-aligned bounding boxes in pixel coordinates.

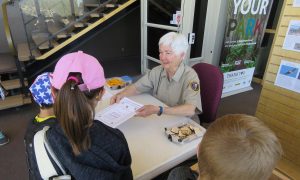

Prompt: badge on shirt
[190,81,200,92]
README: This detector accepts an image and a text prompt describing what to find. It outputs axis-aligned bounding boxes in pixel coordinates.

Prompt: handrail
[36,0,137,60]
[2,0,16,55]
[32,0,116,50]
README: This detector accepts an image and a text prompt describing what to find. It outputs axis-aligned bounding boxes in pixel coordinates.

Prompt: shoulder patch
[190,81,200,92]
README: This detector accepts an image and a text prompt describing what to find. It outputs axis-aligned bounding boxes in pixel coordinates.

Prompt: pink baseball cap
[52,51,105,91]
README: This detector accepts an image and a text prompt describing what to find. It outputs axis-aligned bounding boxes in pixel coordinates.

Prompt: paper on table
[95,97,143,128]
[101,90,113,100]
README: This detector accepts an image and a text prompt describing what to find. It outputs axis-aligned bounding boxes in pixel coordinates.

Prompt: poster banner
[220,0,273,93]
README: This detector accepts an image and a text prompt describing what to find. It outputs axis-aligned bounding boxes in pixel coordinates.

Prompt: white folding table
[96,92,205,179]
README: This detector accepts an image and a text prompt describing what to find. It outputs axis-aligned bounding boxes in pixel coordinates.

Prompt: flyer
[274,60,300,93]
[293,0,300,7]
[283,20,300,52]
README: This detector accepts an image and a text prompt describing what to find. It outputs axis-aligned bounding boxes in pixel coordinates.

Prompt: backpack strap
[34,126,71,179]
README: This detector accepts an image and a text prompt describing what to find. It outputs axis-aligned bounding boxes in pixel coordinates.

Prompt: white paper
[283,20,300,52]
[95,97,143,128]
[293,0,300,7]
[274,60,300,93]
[222,67,254,93]
[101,90,113,100]
[170,11,181,25]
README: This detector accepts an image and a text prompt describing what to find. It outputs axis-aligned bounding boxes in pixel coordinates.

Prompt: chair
[192,63,223,124]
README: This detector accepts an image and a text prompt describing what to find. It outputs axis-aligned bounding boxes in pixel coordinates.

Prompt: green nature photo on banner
[220,0,273,93]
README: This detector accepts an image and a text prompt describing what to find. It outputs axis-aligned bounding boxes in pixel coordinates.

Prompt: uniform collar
[161,62,185,82]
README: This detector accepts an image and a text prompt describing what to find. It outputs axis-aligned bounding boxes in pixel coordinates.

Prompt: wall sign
[283,20,300,52]
[294,0,300,7]
[275,60,300,93]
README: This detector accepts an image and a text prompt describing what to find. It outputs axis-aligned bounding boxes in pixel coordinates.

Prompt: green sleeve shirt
[134,63,202,113]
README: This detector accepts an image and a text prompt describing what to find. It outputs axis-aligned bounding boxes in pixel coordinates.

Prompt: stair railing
[3,0,137,61]
[2,0,17,55]
[31,0,116,52]
[35,0,136,60]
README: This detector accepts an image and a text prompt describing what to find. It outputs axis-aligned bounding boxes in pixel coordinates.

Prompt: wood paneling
[280,16,300,27]
[256,0,300,178]
[268,55,300,66]
[272,47,300,60]
[275,36,285,46]
[264,72,277,82]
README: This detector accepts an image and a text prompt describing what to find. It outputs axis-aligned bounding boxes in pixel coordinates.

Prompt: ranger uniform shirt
[134,63,202,113]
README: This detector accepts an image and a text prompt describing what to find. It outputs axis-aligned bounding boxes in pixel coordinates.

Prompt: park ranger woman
[111,32,202,117]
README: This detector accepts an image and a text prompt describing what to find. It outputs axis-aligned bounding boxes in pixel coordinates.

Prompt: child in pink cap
[45,51,133,179]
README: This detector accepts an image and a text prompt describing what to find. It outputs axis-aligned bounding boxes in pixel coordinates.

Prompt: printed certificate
[95,97,143,128]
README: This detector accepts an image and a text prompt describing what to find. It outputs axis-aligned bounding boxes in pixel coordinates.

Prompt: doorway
[140,0,214,73]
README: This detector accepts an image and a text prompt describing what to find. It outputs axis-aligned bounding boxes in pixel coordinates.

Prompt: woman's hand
[110,93,124,104]
[110,85,139,105]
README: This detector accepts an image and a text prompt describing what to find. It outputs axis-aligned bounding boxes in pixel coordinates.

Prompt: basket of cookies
[164,121,204,144]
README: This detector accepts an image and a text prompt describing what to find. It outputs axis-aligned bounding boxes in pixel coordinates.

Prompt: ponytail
[54,79,102,155]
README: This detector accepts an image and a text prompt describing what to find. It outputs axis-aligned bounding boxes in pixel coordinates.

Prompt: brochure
[95,97,143,128]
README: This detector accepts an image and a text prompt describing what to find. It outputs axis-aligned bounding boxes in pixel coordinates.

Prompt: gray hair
[158,32,188,57]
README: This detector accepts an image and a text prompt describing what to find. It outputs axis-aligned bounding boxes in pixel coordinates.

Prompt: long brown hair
[54,77,103,156]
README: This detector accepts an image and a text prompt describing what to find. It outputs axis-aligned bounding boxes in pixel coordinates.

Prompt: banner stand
[221,86,253,98]
[219,0,273,96]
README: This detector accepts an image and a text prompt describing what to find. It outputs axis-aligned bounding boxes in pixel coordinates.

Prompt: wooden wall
[256,0,300,178]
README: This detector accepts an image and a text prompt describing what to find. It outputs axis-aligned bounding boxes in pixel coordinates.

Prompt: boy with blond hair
[168,114,282,180]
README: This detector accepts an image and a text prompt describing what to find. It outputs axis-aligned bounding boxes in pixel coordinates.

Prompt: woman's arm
[136,104,196,117]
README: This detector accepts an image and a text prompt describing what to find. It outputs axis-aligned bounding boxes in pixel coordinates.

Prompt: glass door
[141,0,211,73]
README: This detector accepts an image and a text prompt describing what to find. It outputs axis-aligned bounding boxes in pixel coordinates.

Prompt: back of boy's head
[198,114,282,180]
[29,72,54,108]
